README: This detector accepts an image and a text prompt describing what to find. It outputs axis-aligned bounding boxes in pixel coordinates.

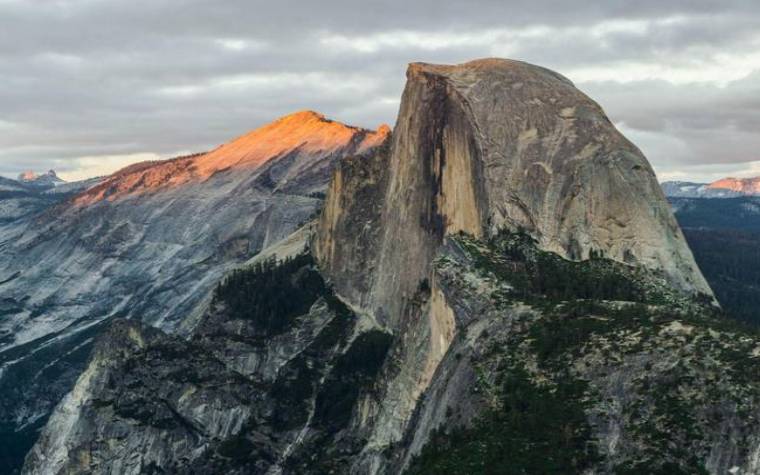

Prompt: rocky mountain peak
[17,169,63,185]
[416,58,709,293]
[194,109,389,175]
[661,176,760,198]
[707,176,760,195]
[318,58,712,332]
[71,112,389,206]
[17,170,39,181]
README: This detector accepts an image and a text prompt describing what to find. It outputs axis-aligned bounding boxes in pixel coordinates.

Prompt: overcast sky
[1,1,759,183]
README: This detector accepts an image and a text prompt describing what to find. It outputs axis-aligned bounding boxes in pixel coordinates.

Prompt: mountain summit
[662,176,760,198]
[73,111,389,206]
[17,170,59,181]
[194,110,389,175]
[17,170,39,181]
[707,176,760,195]
[319,58,711,324]
[16,169,64,188]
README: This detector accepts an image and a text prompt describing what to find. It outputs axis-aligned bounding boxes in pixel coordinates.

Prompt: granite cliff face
[0,111,388,472]
[318,59,710,319]
[26,59,760,475]
[314,58,715,471]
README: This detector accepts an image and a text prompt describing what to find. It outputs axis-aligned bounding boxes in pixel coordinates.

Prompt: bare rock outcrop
[317,59,711,320]
[315,58,715,471]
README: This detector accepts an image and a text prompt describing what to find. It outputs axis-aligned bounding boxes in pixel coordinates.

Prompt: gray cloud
[580,71,760,179]
[0,0,758,181]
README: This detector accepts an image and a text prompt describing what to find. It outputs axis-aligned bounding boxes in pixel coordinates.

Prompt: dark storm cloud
[0,0,759,181]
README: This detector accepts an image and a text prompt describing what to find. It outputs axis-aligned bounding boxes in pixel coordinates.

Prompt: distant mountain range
[2,170,64,192]
[661,176,760,198]
[0,172,102,223]
[16,170,65,189]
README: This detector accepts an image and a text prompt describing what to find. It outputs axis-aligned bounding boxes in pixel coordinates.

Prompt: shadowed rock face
[17,170,64,189]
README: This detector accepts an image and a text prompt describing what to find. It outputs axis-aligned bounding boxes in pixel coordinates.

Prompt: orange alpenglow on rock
[707,176,760,195]
[195,111,389,175]
[72,110,390,206]
[18,171,39,181]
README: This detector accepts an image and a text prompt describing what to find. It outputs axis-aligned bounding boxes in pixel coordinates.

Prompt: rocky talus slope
[0,111,388,472]
[25,59,760,475]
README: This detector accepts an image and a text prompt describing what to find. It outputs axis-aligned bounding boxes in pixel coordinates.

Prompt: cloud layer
[0,0,758,182]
